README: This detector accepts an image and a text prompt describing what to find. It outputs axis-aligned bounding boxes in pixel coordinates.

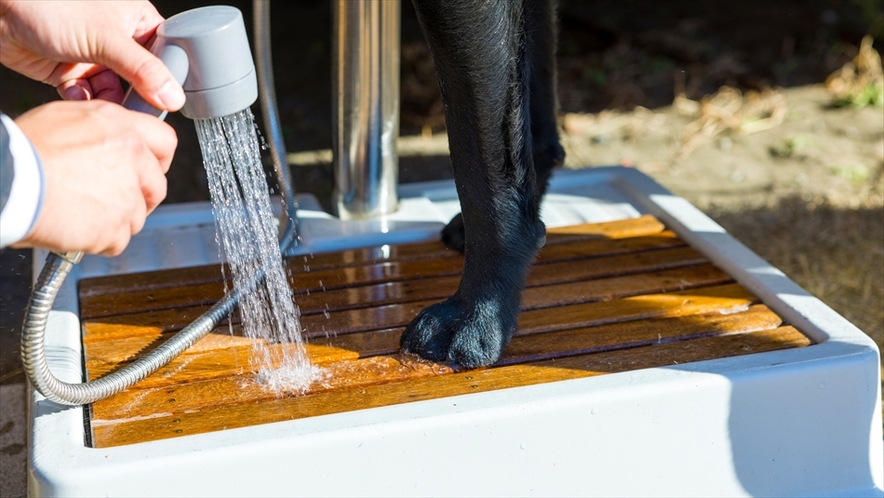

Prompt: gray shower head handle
[122,5,258,120]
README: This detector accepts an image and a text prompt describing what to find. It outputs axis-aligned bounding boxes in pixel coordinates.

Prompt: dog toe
[400,300,458,361]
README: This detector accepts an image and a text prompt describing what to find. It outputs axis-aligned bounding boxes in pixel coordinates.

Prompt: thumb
[98,37,186,112]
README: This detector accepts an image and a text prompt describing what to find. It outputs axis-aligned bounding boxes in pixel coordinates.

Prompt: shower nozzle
[125,5,257,119]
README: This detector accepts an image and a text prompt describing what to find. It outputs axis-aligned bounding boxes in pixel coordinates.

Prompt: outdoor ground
[1,0,882,495]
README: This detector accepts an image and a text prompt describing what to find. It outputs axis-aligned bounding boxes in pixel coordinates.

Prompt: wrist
[0,113,44,247]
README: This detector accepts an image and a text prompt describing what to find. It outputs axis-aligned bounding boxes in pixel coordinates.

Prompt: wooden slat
[545,214,665,238]
[90,326,810,447]
[82,306,214,343]
[503,304,784,363]
[87,341,360,388]
[535,230,682,263]
[80,230,685,319]
[79,264,225,300]
[83,265,734,368]
[79,215,666,300]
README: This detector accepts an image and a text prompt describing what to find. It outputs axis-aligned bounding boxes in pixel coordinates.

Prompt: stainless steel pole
[332,0,400,220]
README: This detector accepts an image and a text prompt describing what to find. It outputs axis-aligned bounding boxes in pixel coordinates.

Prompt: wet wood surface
[78,216,812,448]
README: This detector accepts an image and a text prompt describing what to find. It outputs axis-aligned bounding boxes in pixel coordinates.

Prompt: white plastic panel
[28,167,882,497]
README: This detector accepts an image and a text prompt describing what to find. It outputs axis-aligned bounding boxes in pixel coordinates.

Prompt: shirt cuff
[0,114,44,248]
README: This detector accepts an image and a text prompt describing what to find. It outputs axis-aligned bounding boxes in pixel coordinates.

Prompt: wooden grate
[78,215,812,448]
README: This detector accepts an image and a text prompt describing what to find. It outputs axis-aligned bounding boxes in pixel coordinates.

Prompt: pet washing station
[26,2,882,496]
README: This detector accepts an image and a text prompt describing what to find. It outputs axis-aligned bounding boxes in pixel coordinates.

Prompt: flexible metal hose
[21,0,298,406]
[22,251,245,405]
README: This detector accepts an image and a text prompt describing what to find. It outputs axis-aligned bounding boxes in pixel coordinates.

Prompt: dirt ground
[0,0,883,494]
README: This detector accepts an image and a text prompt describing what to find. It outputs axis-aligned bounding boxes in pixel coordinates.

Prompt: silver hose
[22,251,246,405]
[21,0,299,406]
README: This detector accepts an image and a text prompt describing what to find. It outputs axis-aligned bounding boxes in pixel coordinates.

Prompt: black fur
[400,0,563,368]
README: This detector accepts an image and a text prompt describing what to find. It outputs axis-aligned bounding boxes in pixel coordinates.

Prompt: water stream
[195,109,321,393]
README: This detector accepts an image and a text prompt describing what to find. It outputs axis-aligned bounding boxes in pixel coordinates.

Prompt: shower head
[123,5,257,119]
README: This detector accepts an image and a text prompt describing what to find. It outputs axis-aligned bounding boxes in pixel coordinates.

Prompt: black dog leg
[401,0,548,367]
[440,0,563,252]
[526,0,565,212]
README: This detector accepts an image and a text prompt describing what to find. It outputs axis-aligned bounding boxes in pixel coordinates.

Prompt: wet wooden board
[78,216,812,448]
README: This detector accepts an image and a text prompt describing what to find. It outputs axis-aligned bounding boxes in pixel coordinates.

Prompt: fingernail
[156,81,186,110]
[62,85,89,101]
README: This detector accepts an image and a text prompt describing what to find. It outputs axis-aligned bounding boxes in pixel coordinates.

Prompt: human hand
[0,0,184,110]
[12,100,177,256]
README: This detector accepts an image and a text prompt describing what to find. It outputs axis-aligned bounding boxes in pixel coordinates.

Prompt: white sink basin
[28,167,883,497]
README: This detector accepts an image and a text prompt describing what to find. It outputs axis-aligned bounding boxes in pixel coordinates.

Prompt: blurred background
[1,0,882,492]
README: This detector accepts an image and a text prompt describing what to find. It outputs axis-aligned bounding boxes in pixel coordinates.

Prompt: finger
[96,38,185,111]
[48,62,108,88]
[57,80,92,101]
[120,121,170,214]
[87,69,125,104]
[101,227,134,258]
[129,190,149,237]
[124,110,178,173]
[54,64,123,103]
[141,162,168,214]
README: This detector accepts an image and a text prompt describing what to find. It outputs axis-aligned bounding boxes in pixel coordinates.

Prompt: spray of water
[195,109,322,394]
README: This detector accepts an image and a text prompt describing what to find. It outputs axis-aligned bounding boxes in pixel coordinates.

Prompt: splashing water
[195,109,322,393]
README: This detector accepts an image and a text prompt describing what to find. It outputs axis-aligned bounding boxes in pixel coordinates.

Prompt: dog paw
[441,213,466,252]
[400,300,458,362]
[400,295,516,368]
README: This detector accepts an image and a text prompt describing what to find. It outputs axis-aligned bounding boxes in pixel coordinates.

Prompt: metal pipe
[254,0,299,251]
[332,0,400,219]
